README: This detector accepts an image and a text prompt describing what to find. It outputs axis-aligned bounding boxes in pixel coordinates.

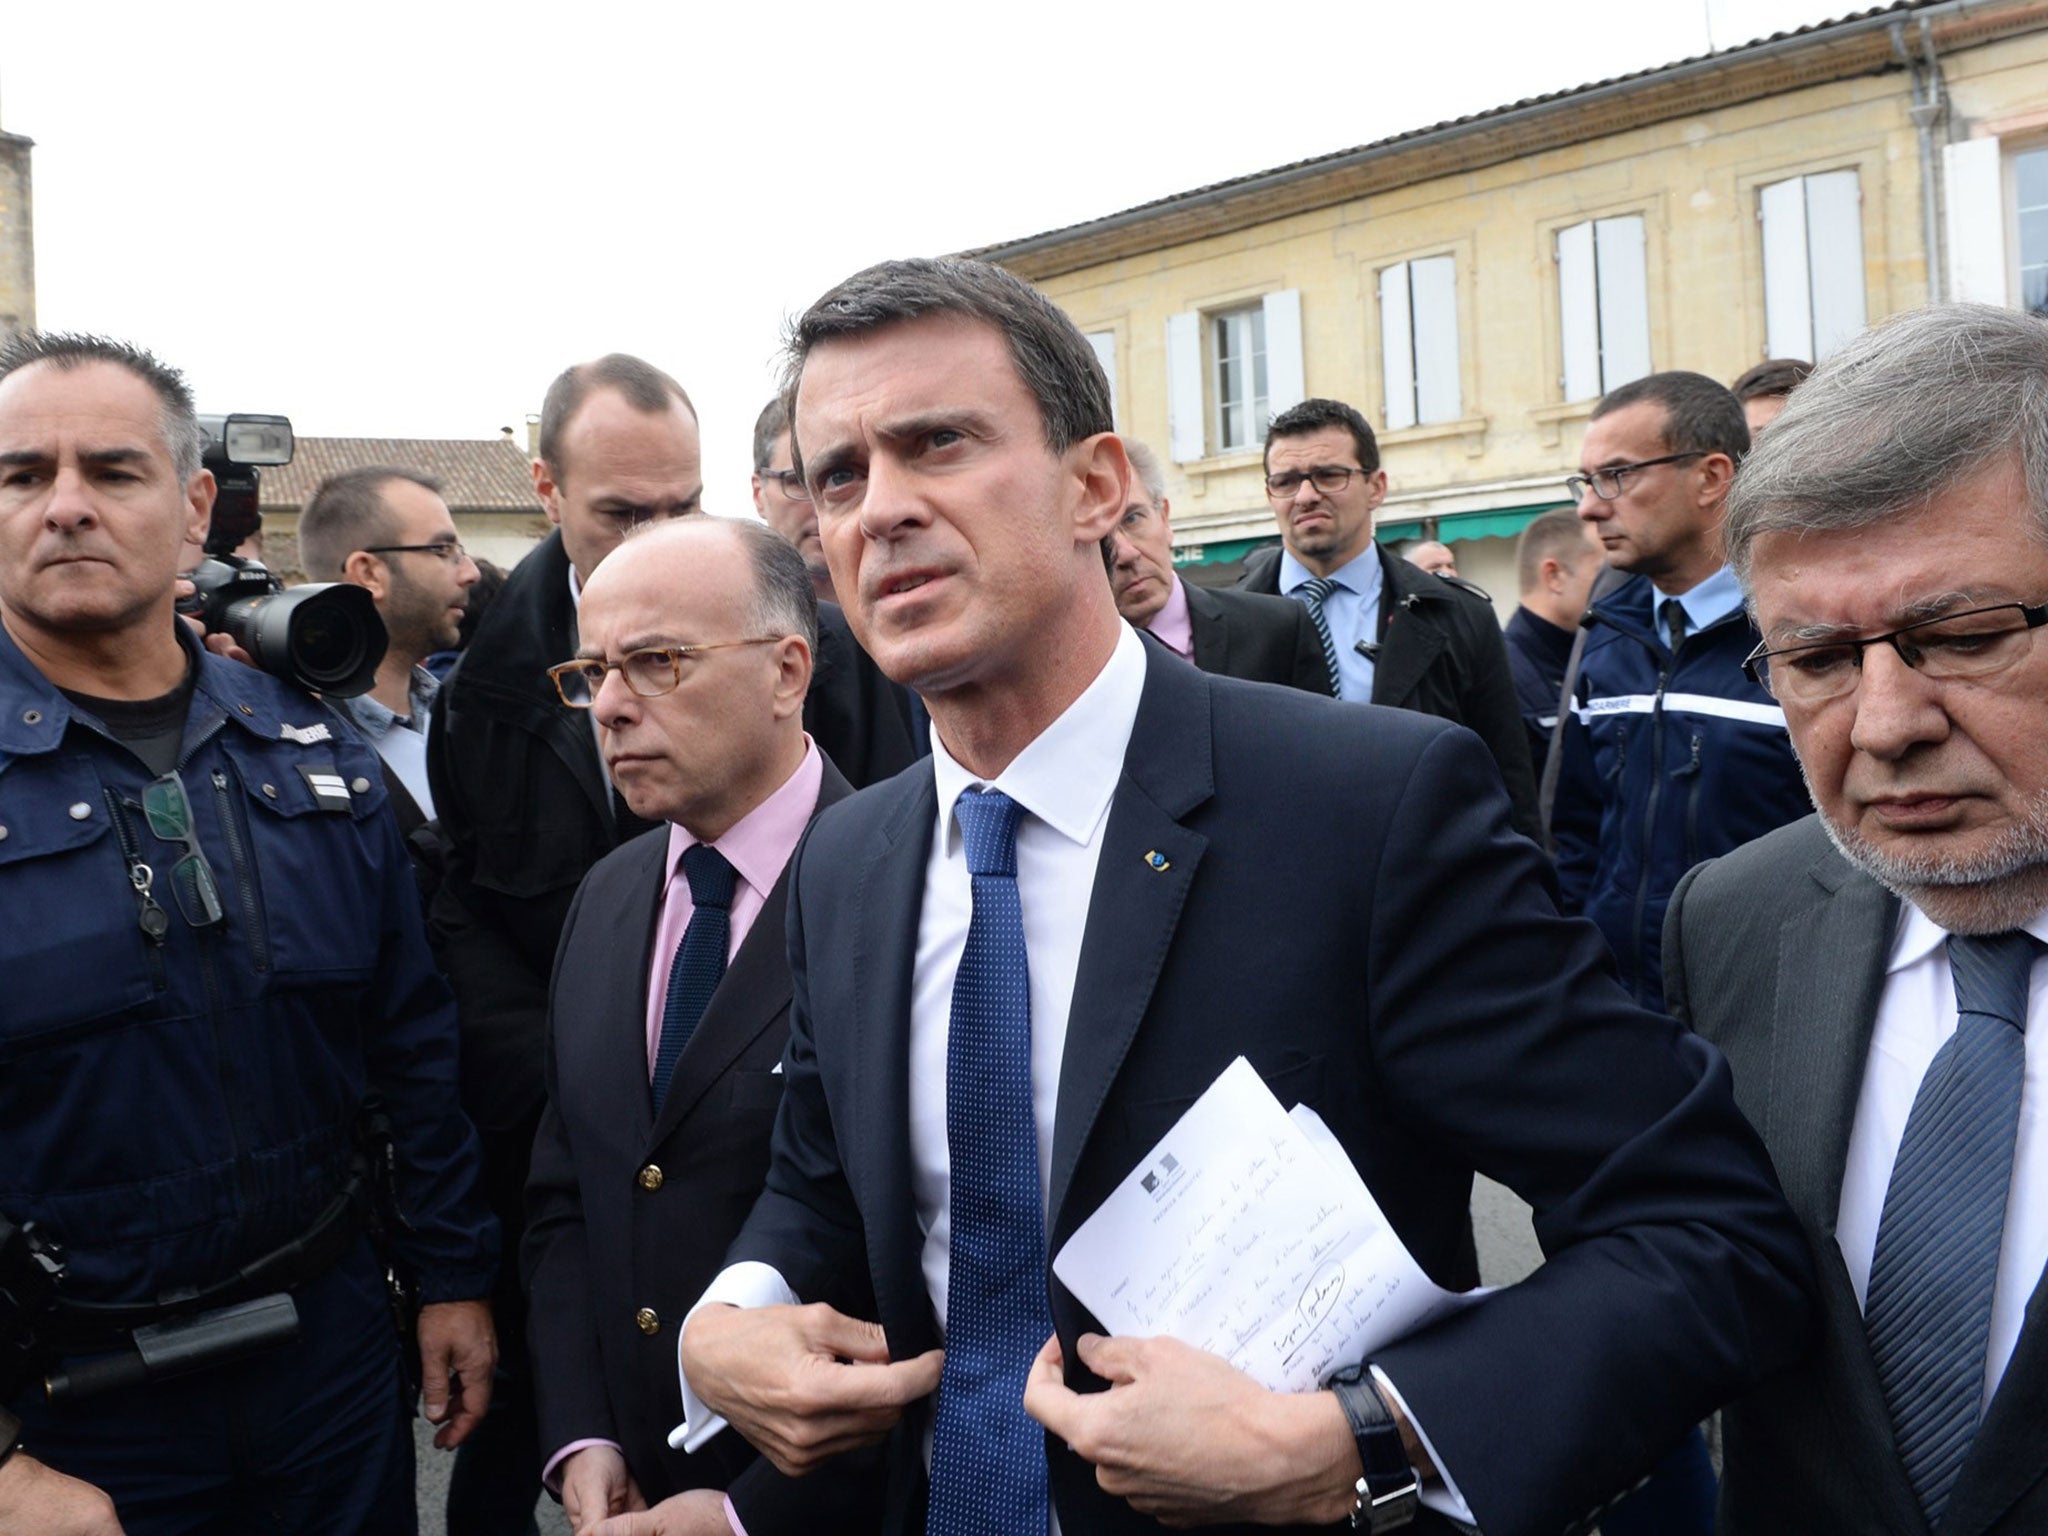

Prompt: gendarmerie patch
[297,763,353,811]
[280,721,332,745]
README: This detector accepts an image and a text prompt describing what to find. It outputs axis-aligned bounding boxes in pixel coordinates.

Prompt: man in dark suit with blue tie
[523,516,877,1535]
[1666,302,2048,1535]
[675,257,1812,1536]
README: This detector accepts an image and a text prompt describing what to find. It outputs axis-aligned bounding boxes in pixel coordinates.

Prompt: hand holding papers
[1052,1057,1482,1392]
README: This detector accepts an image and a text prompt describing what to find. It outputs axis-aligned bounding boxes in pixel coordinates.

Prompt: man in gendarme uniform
[0,332,498,1535]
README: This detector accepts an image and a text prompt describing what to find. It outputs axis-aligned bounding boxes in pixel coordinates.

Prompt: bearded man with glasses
[1666,302,2048,1536]
[0,331,498,1535]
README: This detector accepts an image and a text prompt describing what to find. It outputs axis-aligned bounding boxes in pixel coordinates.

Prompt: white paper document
[1051,1056,1483,1392]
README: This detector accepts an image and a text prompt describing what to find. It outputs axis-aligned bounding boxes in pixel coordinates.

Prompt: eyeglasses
[141,772,227,930]
[1743,601,2048,705]
[1264,466,1364,499]
[363,541,469,563]
[1565,452,1705,502]
[547,638,785,708]
[758,468,811,503]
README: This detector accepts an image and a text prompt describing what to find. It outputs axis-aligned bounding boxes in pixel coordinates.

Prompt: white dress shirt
[675,622,1472,1526]
[1835,900,2048,1411]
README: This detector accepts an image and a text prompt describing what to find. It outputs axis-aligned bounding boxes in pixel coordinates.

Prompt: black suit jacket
[1667,816,2048,1536]
[1176,578,1333,694]
[524,755,883,1526]
[426,531,925,1231]
[1237,543,1540,840]
[729,644,1813,1536]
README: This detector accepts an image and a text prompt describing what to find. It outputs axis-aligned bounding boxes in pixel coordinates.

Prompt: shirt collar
[931,622,1146,852]
[1278,542,1384,604]
[1890,896,2048,974]
[1658,564,1744,634]
[341,666,439,739]
[664,737,823,901]
[1144,574,1195,660]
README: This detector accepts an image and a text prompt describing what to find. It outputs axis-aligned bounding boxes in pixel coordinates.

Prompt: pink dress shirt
[1143,574,1195,660]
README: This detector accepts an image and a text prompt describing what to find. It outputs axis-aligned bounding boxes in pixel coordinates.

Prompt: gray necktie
[1865,929,2040,1524]
[1297,577,1346,700]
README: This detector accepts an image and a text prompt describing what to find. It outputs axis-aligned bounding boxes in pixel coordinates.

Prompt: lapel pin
[1144,850,1170,872]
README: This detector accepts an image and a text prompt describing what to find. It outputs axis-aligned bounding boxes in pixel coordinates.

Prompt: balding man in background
[1503,510,1602,780]
[1110,438,1331,693]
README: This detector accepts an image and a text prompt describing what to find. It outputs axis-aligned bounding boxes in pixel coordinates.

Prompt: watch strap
[1330,1367,1419,1532]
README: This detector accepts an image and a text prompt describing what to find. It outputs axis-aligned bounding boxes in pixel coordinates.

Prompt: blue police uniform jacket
[1551,573,1810,1008]
[0,621,497,1308]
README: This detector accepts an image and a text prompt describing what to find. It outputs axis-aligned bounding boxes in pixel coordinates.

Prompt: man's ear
[184,468,217,552]
[1072,433,1130,546]
[533,457,564,527]
[1696,451,1738,507]
[343,549,389,600]
[771,634,813,719]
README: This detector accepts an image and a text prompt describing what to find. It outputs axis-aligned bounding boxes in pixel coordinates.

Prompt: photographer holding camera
[0,332,499,1534]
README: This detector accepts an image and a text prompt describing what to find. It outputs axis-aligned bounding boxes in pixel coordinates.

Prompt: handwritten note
[1051,1057,1482,1392]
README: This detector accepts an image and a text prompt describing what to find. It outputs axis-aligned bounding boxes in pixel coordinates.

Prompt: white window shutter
[1594,216,1651,389]
[1379,264,1417,431]
[1165,311,1205,463]
[1945,138,2008,304]
[1805,170,1867,360]
[1263,289,1306,417]
[1760,177,1813,361]
[1085,331,1119,430]
[1410,254,1462,424]
[1557,221,1600,402]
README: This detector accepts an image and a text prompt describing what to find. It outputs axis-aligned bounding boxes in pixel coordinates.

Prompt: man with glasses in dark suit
[0,333,497,1534]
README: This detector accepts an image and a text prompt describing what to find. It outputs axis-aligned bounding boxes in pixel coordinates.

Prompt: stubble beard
[1814,782,2048,934]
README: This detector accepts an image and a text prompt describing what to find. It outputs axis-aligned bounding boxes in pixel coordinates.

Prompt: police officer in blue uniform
[0,333,499,1534]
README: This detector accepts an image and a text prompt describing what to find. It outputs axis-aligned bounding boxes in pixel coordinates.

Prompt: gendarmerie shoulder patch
[296,762,353,811]
[280,721,332,745]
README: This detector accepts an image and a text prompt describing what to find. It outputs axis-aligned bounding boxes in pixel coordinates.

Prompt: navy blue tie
[927,788,1049,1536]
[1866,929,2039,1525]
[651,844,736,1112]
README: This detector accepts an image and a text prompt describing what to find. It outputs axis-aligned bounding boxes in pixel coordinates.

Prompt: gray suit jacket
[1665,814,2048,1536]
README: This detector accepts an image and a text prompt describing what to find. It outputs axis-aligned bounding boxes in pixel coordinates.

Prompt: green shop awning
[1376,498,1573,546]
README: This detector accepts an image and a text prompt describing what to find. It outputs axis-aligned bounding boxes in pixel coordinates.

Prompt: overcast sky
[8,0,1857,509]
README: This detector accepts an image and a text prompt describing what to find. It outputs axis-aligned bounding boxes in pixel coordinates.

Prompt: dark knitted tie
[650,844,736,1112]
[926,788,1048,1536]
[1865,929,2040,1524]
[1661,597,1689,653]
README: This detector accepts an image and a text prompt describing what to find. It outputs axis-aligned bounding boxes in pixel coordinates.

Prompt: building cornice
[970,0,2047,281]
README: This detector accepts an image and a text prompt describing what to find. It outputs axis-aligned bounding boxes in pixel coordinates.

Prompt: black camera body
[178,555,386,699]
[183,415,387,698]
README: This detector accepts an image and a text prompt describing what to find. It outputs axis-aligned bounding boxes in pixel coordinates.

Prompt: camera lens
[226,585,387,698]
[290,602,370,690]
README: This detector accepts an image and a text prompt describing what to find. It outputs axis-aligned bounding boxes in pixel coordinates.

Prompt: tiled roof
[260,435,541,514]
[964,3,1928,261]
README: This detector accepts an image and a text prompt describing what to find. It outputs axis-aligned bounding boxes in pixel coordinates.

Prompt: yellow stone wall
[1011,19,2048,617]
[0,133,35,344]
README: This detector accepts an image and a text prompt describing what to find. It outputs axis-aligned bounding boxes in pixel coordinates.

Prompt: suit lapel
[1368,552,1447,709]
[1943,1256,2048,1534]
[1183,582,1230,677]
[1049,650,1214,1229]
[1765,854,1894,1235]
[647,765,857,1146]
[1770,853,1936,1529]
[649,863,794,1145]
[593,832,667,1143]
[851,772,941,1348]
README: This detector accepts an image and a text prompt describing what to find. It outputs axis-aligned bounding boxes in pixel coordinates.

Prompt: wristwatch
[0,1404,22,1475]
[1329,1365,1419,1532]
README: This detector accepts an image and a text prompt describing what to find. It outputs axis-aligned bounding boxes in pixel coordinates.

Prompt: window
[1212,305,1267,451]
[1378,256,1461,429]
[1556,215,1651,402]
[1085,331,1120,429]
[1759,169,1867,361]
[1165,291,1305,462]
[2015,148,2048,313]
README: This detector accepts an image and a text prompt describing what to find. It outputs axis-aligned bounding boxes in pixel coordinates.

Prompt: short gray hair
[1123,439,1167,506]
[1726,303,2048,586]
[0,331,207,482]
[622,515,819,654]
